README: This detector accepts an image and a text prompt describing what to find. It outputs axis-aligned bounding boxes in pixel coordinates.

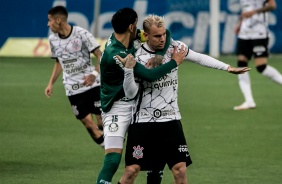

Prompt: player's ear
[129,24,134,32]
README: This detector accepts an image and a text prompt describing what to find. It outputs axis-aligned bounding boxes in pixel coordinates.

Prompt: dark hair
[48,6,68,18]
[111,7,138,34]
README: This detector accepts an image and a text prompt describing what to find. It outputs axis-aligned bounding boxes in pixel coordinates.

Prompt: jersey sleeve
[133,60,177,82]
[81,29,100,52]
[48,36,57,59]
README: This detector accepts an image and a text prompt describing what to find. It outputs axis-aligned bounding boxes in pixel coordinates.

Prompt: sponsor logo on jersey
[132,145,144,159]
[153,78,178,90]
[72,84,80,90]
[108,122,118,132]
[62,58,77,64]
[65,64,88,74]
[153,109,162,118]
[153,109,176,118]
[113,56,124,69]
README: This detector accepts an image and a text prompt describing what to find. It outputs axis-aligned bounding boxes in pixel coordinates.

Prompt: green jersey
[100,32,177,112]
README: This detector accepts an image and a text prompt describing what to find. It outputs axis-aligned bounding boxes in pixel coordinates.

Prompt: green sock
[96,152,122,184]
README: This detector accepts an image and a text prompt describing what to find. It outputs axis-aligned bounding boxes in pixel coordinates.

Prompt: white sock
[262,65,282,85]
[238,72,255,103]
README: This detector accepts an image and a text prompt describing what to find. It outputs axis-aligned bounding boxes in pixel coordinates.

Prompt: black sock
[94,135,104,145]
[147,170,164,184]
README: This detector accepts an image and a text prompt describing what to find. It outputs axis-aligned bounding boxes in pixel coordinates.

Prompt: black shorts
[68,86,101,120]
[236,38,269,60]
[125,120,192,170]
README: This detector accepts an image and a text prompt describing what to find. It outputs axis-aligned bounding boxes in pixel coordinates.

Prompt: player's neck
[145,42,155,52]
[114,32,131,48]
[59,24,72,38]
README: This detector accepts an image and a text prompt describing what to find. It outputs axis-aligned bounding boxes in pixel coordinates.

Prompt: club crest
[132,145,144,159]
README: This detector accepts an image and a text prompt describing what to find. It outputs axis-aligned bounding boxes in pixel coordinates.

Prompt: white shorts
[102,100,136,149]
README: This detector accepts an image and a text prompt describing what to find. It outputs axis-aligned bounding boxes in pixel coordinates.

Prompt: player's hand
[227,66,251,74]
[145,55,163,68]
[45,84,53,98]
[116,54,136,69]
[83,74,96,87]
[172,45,187,66]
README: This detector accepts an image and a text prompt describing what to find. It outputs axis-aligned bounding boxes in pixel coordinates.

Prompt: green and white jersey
[100,32,178,113]
[239,0,269,39]
[49,26,100,96]
[134,40,184,123]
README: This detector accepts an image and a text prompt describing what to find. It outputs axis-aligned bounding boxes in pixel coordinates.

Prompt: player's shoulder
[170,39,189,51]
[48,33,59,42]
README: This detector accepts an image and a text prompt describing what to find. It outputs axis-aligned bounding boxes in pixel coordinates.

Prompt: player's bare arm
[45,60,62,98]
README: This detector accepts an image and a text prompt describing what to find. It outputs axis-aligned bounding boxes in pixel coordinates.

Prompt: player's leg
[146,169,164,184]
[80,114,104,147]
[234,39,256,110]
[68,89,104,147]
[118,164,141,184]
[171,162,187,184]
[97,101,134,184]
[95,114,103,130]
[119,122,159,184]
[253,39,282,85]
[167,120,192,184]
[92,86,104,131]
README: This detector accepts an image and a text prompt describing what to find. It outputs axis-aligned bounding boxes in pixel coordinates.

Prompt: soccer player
[233,0,282,110]
[44,6,104,147]
[96,8,187,184]
[118,15,250,184]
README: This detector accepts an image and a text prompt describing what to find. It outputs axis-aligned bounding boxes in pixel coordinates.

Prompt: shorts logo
[178,145,188,153]
[72,105,79,116]
[133,145,144,159]
[153,109,161,118]
[108,122,118,132]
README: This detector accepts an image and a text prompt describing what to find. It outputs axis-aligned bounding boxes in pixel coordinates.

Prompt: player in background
[233,0,282,110]
[44,6,104,147]
[118,14,250,184]
[96,8,187,184]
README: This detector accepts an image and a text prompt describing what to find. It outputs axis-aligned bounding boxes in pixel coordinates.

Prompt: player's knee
[172,163,187,179]
[256,64,267,73]
[124,165,140,178]
[237,60,248,67]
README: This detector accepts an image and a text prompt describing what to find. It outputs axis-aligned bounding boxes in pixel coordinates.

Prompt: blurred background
[1,0,282,57]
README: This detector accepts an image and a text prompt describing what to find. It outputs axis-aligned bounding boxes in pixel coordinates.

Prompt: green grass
[0,55,282,184]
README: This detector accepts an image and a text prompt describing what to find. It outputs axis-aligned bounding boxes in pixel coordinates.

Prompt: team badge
[132,145,144,159]
[108,122,118,132]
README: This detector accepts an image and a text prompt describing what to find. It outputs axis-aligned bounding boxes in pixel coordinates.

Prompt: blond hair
[143,15,165,33]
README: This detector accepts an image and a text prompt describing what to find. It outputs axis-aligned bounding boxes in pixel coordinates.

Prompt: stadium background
[1,0,282,56]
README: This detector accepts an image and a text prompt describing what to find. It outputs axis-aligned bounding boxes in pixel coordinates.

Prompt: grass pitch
[0,55,281,184]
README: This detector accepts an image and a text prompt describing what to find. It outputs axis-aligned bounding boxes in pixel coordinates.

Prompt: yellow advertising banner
[0,38,107,57]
